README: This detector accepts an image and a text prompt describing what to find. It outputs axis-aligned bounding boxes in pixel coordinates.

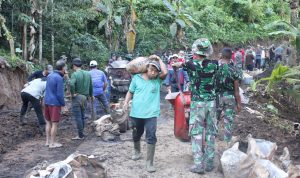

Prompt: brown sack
[126,55,161,74]
[126,57,149,74]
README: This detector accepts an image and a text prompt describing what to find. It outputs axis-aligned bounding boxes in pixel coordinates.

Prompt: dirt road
[0,90,299,177]
[0,98,224,178]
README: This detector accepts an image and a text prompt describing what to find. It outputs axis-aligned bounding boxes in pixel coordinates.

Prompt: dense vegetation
[0,0,292,67]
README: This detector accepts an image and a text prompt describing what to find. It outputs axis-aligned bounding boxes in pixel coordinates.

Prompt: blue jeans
[72,95,87,138]
[131,117,157,144]
[255,58,261,69]
[95,93,110,114]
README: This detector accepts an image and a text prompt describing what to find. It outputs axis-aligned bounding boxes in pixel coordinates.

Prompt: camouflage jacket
[215,62,241,94]
[183,59,218,101]
[234,51,243,78]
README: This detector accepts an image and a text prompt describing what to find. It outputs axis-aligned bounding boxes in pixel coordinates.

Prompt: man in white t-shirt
[20,77,47,132]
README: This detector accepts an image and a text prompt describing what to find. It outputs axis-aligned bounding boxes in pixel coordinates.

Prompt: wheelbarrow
[165,67,191,141]
[165,91,191,141]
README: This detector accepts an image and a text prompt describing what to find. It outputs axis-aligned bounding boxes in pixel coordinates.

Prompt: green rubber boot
[131,141,141,160]
[146,144,156,173]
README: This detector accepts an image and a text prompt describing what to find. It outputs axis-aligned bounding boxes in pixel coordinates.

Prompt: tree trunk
[0,15,15,58]
[291,8,298,28]
[22,24,28,60]
[51,0,54,65]
[38,11,43,64]
[296,35,300,65]
[290,0,299,65]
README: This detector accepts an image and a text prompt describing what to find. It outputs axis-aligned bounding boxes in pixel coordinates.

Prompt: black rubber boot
[20,115,27,126]
[189,165,205,174]
[205,164,214,172]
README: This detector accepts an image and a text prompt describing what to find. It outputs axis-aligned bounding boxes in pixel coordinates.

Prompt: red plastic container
[166,91,191,141]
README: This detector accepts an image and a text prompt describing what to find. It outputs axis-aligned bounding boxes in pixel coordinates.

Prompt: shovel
[91,97,96,120]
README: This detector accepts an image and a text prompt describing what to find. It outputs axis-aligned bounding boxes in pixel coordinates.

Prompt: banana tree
[265,20,300,65]
[252,64,300,103]
[125,0,137,54]
[162,0,200,44]
[96,0,131,52]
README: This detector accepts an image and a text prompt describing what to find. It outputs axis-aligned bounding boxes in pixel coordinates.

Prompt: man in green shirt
[70,58,93,140]
[123,55,167,173]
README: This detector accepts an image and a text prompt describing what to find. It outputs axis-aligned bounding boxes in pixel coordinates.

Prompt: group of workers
[19,37,242,174]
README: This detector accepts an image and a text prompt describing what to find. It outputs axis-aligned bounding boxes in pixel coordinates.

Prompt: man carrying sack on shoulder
[123,55,167,173]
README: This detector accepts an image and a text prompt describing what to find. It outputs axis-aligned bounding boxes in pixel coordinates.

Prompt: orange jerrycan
[165,91,191,141]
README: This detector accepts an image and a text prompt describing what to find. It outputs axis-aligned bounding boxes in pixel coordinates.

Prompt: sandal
[49,143,63,148]
[72,136,84,140]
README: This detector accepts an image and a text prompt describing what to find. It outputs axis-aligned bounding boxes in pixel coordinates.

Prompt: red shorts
[45,105,62,122]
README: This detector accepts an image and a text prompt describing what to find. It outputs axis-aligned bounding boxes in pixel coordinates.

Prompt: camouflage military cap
[192,38,213,57]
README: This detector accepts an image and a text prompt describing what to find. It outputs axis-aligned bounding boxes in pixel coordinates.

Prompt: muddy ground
[0,89,299,177]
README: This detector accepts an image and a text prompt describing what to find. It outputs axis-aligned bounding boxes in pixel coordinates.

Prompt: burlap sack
[126,55,161,74]
[126,57,149,74]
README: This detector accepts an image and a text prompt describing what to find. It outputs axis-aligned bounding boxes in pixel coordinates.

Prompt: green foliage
[0,49,36,72]
[0,0,293,65]
[265,20,300,57]
[252,65,300,103]
[252,64,289,92]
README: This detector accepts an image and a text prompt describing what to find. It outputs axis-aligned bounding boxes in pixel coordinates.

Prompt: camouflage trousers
[189,100,217,169]
[217,93,236,143]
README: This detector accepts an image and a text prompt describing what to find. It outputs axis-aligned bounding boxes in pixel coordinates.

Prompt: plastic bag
[249,159,288,178]
[231,135,277,178]
[239,87,249,104]
[247,137,277,160]
[221,142,247,178]
[47,162,72,178]
[29,161,72,178]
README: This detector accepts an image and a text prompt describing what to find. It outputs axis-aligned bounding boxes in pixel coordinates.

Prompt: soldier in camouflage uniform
[216,48,242,143]
[234,47,243,78]
[173,38,218,174]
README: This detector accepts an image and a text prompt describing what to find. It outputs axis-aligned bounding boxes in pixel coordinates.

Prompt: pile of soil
[233,91,300,164]
[0,108,94,177]
[0,67,27,110]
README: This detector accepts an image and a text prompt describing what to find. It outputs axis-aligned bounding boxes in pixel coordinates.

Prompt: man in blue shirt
[89,60,109,114]
[44,60,66,148]
[123,55,167,173]
[165,54,189,93]
[28,65,53,82]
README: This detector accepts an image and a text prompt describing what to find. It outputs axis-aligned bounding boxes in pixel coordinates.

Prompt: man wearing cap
[173,38,219,174]
[28,65,53,82]
[70,58,93,140]
[25,65,53,123]
[108,53,117,64]
[178,50,186,63]
[165,54,189,93]
[123,55,167,173]
[89,60,109,114]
